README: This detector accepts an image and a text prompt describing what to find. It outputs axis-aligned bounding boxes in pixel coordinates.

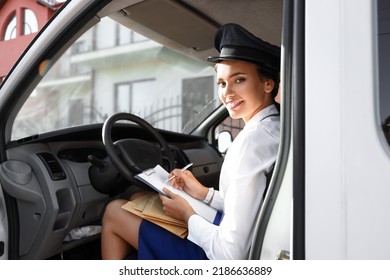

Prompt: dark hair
[256,65,280,111]
[256,65,279,99]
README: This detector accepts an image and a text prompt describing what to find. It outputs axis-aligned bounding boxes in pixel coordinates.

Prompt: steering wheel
[102,113,175,184]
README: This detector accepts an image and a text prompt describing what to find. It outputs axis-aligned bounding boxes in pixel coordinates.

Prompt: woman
[101,23,280,260]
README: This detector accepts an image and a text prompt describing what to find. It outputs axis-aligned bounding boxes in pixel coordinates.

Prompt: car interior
[0,0,283,259]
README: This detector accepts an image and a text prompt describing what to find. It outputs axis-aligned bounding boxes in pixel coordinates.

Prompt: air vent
[37,153,66,181]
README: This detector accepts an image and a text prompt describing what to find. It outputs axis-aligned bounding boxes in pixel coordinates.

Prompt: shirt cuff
[187,214,210,246]
[202,187,215,205]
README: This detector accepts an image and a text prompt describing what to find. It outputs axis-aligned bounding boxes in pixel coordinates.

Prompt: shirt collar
[244,104,278,130]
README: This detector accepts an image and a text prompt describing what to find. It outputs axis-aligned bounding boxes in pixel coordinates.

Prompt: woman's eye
[235,77,246,83]
[217,81,226,87]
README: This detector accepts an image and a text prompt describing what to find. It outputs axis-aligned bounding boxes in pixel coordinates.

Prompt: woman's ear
[264,79,275,94]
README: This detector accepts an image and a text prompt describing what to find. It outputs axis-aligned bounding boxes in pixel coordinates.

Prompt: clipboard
[135,164,221,224]
[135,165,170,196]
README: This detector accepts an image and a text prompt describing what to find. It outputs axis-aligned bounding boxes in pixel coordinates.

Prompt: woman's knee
[102,199,127,226]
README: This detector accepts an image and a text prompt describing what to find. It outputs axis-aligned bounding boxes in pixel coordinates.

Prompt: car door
[253,0,390,260]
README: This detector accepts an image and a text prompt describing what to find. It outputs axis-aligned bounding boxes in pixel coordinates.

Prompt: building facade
[2,1,240,140]
[11,15,218,139]
[0,0,63,80]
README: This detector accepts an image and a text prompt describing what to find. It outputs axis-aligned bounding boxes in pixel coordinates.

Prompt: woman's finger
[162,187,175,198]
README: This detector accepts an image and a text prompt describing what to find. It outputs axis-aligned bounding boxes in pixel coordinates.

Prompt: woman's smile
[226,100,244,110]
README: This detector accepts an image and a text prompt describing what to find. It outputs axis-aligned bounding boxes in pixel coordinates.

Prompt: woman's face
[216,60,274,123]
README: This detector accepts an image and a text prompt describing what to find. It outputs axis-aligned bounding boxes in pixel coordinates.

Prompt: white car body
[1,0,390,261]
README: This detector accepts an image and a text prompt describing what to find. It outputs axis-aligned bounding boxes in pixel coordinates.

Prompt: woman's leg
[101,198,142,259]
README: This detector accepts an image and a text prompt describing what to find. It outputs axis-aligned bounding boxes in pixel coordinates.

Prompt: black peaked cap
[207,23,280,73]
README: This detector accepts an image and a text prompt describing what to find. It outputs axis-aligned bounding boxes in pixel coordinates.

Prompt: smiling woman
[100,22,280,260]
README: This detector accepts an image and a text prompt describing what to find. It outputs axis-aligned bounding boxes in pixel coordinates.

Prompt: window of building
[131,79,155,115]
[114,79,155,114]
[117,24,148,45]
[68,99,84,126]
[117,24,132,45]
[96,19,149,49]
[3,13,17,41]
[95,17,116,49]
[2,9,38,41]
[114,83,131,112]
[23,9,39,35]
[132,31,147,43]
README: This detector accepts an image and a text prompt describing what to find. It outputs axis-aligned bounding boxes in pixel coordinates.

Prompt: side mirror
[217,130,233,154]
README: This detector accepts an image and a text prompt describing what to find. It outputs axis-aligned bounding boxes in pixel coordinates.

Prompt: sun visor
[122,0,218,51]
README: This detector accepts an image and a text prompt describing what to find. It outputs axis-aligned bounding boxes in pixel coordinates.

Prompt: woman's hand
[159,188,195,222]
[168,169,208,200]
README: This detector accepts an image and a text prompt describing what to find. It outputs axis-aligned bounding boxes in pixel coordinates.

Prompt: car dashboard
[0,123,223,259]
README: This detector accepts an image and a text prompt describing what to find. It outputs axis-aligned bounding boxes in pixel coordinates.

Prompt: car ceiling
[186,0,282,45]
[100,0,282,64]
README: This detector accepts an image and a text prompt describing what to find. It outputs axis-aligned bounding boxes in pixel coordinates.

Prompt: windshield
[11,17,221,140]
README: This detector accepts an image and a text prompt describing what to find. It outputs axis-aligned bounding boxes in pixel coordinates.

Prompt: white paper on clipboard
[135,164,219,223]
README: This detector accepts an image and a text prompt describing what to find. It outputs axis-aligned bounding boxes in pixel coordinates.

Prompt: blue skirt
[138,220,208,260]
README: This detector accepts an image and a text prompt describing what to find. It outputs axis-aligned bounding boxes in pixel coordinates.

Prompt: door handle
[276,250,290,260]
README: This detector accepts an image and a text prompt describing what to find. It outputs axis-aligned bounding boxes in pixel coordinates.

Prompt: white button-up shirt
[187,104,280,259]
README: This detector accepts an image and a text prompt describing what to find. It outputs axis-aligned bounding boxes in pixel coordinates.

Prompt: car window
[11,17,221,140]
[216,116,245,140]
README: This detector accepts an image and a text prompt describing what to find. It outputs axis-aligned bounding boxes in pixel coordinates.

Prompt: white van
[0,0,389,260]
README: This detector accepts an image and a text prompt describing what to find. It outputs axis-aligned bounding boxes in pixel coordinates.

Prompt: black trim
[292,0,306,260]
[7,123,206,149]
[248,0,294,259]
[3,192,19,260]
[249,0,305,260]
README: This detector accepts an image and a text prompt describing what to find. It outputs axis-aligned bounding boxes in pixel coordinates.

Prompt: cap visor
[207,56,222,63]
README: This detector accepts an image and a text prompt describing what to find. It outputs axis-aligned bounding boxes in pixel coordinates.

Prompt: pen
[165,162,193,183]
